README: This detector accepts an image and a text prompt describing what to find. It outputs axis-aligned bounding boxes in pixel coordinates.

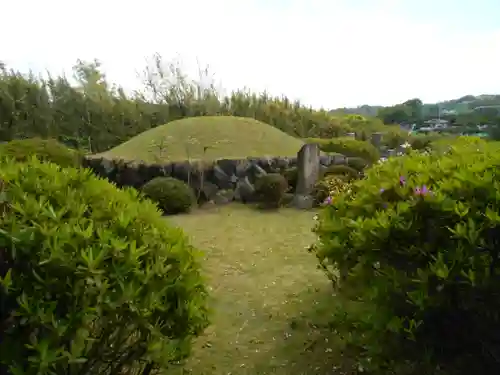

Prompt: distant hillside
[333,94,500,117]
[331,105,383,117]
[434,94,500,114]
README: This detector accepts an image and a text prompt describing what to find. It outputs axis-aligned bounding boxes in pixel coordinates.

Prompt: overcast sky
[2,0,500,109]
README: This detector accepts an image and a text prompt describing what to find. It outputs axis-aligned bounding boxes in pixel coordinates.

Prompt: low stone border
[82,153,348,204]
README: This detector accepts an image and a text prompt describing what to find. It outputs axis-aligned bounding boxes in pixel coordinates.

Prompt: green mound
[97,116,306,163]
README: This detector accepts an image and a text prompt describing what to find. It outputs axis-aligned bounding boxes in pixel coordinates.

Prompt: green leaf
[0,268,12,290]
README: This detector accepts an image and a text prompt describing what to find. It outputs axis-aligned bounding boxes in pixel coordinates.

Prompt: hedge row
[312,137,500,374]
[0,154,208,374]
[306,137,380,163]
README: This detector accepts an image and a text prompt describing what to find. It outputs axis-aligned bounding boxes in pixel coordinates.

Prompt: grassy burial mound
[97,116,306,163]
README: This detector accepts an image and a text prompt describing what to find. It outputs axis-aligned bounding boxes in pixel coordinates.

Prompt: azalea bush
[0,157,208,375]
[323,164,360,181]
[312,175,351,207]
[311,139,500,374]
[429,135,484,155]
[0,138,82,167]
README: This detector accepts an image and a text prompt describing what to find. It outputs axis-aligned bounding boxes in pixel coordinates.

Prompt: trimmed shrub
[323,164,360,181]
[255,173,288,208]
[306,137,380,163]
[381,126,409,149]
[0,157,208,375]
[0,138,82,167]
[314,116,354,138]
[346,156,368,172]
[429,135,483,155]
[281,192,295,206]
[343,115,387,135]
[408,133,446,150]
[283,167,298,192]
[311,139,500,374]
[142,176,196,215]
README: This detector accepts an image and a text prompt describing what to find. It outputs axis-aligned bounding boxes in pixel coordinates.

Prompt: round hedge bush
[283,167,298,192]
[346,156,368,172]
[0,137,82,167]
[254,173,288,208]
[323,164,360,181]
[141,177,196,215]
[382,127,409,149]
[311,139,500,374]
[0,157,208,375]
[408,133,445,151]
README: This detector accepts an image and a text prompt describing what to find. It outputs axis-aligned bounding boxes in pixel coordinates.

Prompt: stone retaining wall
[82,154,348,204]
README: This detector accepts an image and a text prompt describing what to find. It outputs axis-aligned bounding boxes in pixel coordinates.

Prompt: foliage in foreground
[346,156,369,172]
[141,176,196,215]
[429,135,484,154]
[0,138,82,167]
[0,158,208,374]
[312,139,500,374]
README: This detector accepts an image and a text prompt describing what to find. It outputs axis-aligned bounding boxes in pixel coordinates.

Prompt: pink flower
[414,185,431,196]
[323,196,333,205]
[399,176,406,186]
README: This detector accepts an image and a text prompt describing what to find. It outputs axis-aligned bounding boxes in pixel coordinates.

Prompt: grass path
[169,205,350,375]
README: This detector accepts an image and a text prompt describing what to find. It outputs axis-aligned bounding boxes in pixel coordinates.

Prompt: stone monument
[293,143,320,209]
[370,132,383,150]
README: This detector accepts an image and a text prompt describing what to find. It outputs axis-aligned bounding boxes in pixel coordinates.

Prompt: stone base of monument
[292,194,314,209]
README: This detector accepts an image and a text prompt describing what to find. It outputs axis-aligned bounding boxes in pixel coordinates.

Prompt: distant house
[441,109,457,115]
[473,105,500,115]
[409,119,450,135]
[423,119,449,128]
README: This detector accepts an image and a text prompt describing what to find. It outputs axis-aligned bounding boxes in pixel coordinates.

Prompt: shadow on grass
[167,285,355,375]
[167,204,348,375]
[249,285,357,375]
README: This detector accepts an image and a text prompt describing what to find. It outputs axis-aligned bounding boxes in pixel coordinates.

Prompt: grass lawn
[168,204,352,375]
[95,116,305,163]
